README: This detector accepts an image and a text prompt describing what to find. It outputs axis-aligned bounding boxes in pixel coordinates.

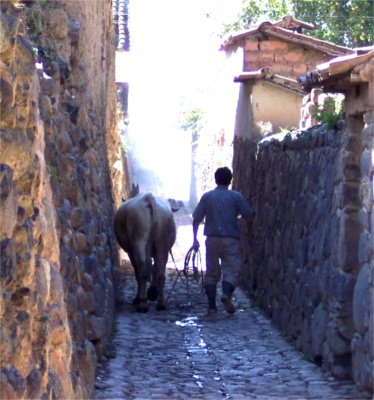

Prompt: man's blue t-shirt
[192,186,252,239]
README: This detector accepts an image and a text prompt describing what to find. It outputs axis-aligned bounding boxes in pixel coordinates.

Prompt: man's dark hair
[215,167,232,186]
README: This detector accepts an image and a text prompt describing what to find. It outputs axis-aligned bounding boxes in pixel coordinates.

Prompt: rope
[165,246,204,306]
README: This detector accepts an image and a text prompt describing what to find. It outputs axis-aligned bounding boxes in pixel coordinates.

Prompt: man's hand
[193,239,200,251]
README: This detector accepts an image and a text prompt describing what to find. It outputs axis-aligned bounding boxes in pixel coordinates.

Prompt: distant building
[220,15,355,139]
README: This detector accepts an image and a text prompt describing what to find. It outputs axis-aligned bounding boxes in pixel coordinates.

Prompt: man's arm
[192,219,200,250]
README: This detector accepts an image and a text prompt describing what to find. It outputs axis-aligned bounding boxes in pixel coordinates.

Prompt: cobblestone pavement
[95,208,356,400]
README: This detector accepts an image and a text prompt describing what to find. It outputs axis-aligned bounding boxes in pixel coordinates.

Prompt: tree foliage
[294,0,373,47]
[222,0,373,48]
[222,0,292,34]
[179,107,206,135]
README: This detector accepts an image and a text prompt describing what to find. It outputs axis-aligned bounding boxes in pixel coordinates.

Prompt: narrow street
[95,206,355,400]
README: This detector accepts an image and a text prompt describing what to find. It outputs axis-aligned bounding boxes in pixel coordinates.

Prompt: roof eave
[234,69,306,95]
[298,51,374,90]
[261,26,354,56]
[221,23,354,56]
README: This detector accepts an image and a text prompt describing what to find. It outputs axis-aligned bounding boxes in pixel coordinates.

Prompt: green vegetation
[302,352,313,362]
[222,0,373,48]
[179,107,206,135]
[222,0,292,34]
[119,141,127,153]
[103,340,117,359]
[251,295,264,309]
[48,164,60,186]
[279,126,296,134]
[25,8,43,40]
[112,321,119,334]
[312,95,344,128]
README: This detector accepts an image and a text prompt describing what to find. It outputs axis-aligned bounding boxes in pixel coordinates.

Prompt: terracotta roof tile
[297,50,374,90]
[221,15,354,56]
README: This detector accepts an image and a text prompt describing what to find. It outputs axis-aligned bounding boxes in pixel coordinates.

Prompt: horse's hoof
[132,297,140,305]
[147,286,159,301]
[137,307,149,313]
[156,304,167,311]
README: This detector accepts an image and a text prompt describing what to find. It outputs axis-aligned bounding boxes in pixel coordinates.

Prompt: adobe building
[220,15,355,139]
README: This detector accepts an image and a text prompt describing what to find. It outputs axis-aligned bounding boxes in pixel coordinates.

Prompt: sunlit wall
[123,0,242,201]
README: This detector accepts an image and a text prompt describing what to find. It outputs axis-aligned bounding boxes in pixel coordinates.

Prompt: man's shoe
[221,294,236,314]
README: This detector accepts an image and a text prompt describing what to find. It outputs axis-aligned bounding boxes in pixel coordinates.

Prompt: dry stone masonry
[0,0,126,398]
[234,111,373,398]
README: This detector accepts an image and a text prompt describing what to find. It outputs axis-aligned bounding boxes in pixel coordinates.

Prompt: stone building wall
[233,116,373,397]
[0,1,125,398]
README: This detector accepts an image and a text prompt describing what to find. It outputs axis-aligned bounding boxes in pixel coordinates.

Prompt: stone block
[25,368,42,400]
[331,354,352,379]
[353,265,372,335]
[361,121,373,148]
[360,149,371,177]
[338,213,362,272]
[75,232,88,254]
[66,292,78,315]
[331,270,356,303]
[358,231,371,263]
[78,340,97,388]
[311,89,323,104]
[93,284,105,316]
[70,207,86,230]
[81,272,94,291]
[0,239,17,288]
[77,285,96,313]
[41,75,55,96]
[35,257,51,309]
[360,180,372,211]
[0,165,17,238]
[311,303,329,358]
[57,131,74,153]
[0,12,18,55]
[342,181,361,206]
[86,315,105,341]
[46,9,69,40]
[0,78,15,128]
[0,322,14,361]
[0,367,25,399]
[327,321,351,356]
[351,332,373,393]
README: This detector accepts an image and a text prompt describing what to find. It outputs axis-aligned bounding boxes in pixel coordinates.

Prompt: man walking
[192,167,254,314]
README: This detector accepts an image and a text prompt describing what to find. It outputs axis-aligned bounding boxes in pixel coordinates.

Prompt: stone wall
[233,117,373,397]
[0,1,125,398]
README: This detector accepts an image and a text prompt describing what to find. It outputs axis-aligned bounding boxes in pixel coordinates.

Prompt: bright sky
[122,0,243,200]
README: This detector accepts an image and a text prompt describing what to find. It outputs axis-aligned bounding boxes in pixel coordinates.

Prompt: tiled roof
[220,15,354,56]
[297,50,374,90]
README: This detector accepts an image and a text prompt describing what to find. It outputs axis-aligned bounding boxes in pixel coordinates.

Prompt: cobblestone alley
[95,207,356,400]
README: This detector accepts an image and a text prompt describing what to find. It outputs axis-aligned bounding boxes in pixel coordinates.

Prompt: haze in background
[125,0,242,201]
